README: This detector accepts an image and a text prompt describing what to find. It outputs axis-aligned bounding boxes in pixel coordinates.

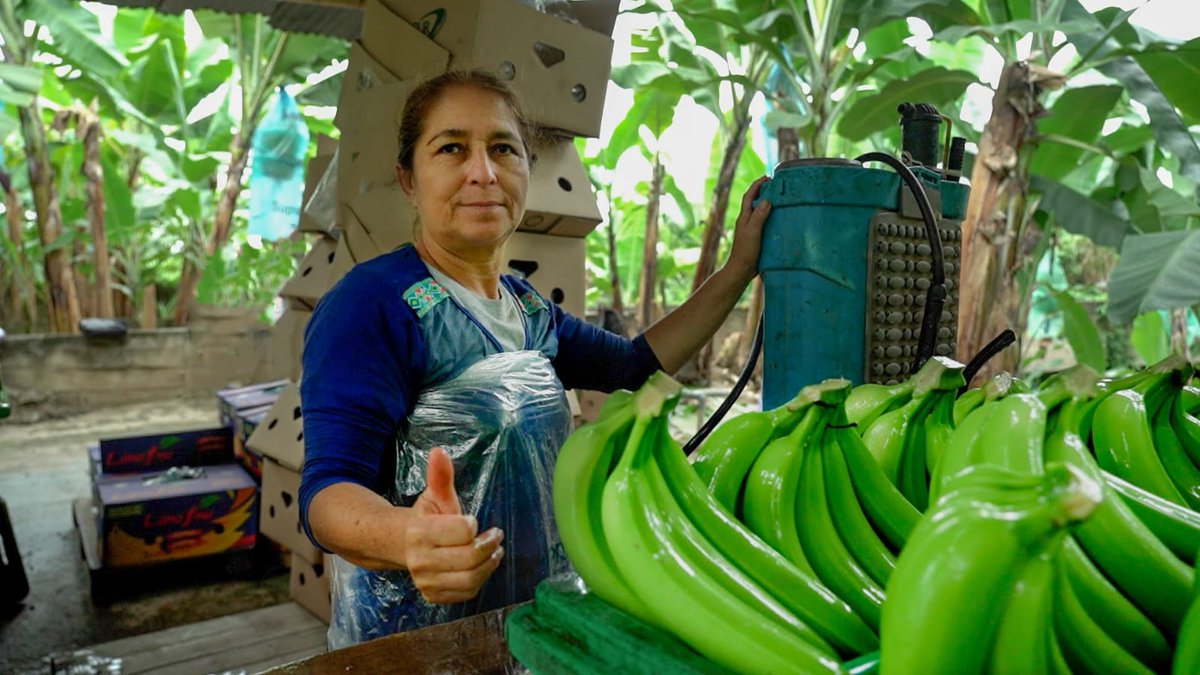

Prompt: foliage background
[1,0,1198,380]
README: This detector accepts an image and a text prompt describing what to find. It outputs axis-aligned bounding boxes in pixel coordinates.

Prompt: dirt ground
[0,396,291,674]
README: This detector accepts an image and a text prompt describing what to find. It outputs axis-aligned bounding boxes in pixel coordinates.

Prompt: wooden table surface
[265,604,525,675]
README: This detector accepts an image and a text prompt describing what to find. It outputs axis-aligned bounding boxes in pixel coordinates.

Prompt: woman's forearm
[308,482,414,571]
[643,264,754,374]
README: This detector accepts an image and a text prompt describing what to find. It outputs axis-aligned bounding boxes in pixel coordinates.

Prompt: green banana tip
[913,355,968,395]
[799,378,852,406]
[1047,462,1103,524]
[637,371,684,416]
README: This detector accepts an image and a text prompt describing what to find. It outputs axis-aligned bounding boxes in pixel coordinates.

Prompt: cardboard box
[505,231,587,317]
[217,379,289,428]
[336,79,412,202]
[96,464,258,568]
[348,185,414,254]
[299,153,337,235]
[522,140,601,238]
[98,427,234,475]
[261,458,322,564]
[376,0,616,137]
[280,235,342,310]
[339,203,388,265]
[87,444,121,485]
[360,1,451,82]
[246,381,305,471]
[333,41,400,134]
[574,390,610,425]
[290,551,331,623]
[233,404,273,482]
[329,233,358,287]
[267,308,311,384]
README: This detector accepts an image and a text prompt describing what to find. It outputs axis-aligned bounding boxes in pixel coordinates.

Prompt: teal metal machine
[756,103,971,409]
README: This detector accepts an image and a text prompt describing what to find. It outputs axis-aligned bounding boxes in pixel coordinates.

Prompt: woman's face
[399,85,530,254]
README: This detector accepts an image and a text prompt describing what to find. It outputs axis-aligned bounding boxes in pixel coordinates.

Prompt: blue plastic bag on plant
[248,87,309,240]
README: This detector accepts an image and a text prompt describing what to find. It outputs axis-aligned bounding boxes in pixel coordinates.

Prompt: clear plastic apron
[327,350,573,649]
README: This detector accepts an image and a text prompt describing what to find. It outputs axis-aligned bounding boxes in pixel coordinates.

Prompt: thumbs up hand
[405,447,505,604]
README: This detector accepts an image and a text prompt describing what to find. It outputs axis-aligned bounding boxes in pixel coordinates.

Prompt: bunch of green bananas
[553,372,878,673]
[880,462,1101,674]
[855,356,966,510]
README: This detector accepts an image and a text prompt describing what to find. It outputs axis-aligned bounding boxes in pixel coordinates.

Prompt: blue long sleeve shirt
[298,245,662,548]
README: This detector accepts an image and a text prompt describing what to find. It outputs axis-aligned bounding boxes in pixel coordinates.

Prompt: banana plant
[173,13,289,325]
[0,0,87,333]
[928,0,1200,383]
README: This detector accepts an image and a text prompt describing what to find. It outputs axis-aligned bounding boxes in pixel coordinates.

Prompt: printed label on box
[97,464,258,567]
[99,427,234,474]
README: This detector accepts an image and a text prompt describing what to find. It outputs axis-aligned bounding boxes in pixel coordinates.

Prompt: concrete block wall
[0,307,291,422]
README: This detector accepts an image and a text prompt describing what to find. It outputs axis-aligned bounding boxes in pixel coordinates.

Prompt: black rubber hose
[683,311,764,456]
[855,152,945,372]
[960,329,1018,391]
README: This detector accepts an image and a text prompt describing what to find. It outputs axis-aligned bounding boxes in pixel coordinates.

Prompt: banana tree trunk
[687,103,753,383]
[80,106,114,318]
[956,62,1060,384]
[19,104,80,333]
[691,108,752,295]
[637,157,665,331]
[173,129,251,325]
[2,172,29,326]
[605,192,624,316]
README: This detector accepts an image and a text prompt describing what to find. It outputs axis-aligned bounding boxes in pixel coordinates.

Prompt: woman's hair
[396,69,537,172]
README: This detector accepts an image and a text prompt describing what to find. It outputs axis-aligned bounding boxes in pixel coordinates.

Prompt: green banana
[879,463,1100,675]
[1173,559,1200,675]
[742,405,826,575]
[1047,623,1072,675]
[641,429,836,657]
[952,387,985,427]
[979,394,1047,473]
[830,423,921,553]
[796,421,886,631]
[1045,423,1194,637]
[690,391,810,512]
[954,371,1020,427]
[1061,536,1171,670]
[1171,388,1200,470]
[988,551,1056,675]
[601,375,841,674]
[653,429,880,657]
[928,399,995,503]
[1107,471,1200,565]
[551,394,649,620]
[919,393,957,485]
[1149,387,1200,511]
[1054,552,1155,675]
[845,380,915,430]
[1092,388,1188,507]
[822,428,897,588]
[1182,384,1200,415]
[860,397,920,485]
[894,357,967,511]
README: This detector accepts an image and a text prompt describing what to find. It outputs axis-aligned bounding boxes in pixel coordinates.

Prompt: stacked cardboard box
[83,428,258,569]
[247,0,620,621]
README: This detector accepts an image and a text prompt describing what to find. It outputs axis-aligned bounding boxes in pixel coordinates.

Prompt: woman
[299,69,771,648]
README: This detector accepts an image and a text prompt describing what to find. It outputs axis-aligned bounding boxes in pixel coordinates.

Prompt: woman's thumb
[422,447,461,514]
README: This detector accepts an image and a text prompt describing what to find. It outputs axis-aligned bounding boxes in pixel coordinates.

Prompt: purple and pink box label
[99,427,234,474]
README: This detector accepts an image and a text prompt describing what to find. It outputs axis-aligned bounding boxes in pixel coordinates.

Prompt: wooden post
[141,285,157,329]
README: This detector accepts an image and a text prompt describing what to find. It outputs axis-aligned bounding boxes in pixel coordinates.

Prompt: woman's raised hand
[724,175,772,284]
[405,447,504,604]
